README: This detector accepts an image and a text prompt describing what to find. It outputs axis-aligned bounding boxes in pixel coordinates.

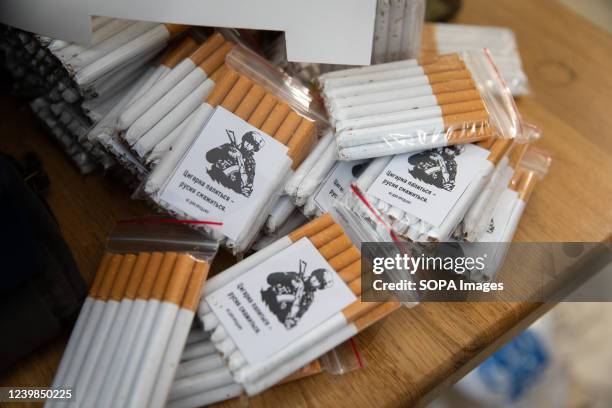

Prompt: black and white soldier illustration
[406,145,464,191]
[261,260,334,329]
[205,129,265,197]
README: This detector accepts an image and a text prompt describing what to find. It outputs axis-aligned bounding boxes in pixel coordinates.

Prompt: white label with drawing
[313,159,369,215]
[159,107,288,241]
[367,144,490,227]
[206,237,357,365]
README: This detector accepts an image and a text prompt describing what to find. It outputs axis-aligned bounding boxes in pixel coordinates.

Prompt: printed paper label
[159,107,288,241]
[313,159,369,215]
[206,238,357,365]
[367,144,490,227]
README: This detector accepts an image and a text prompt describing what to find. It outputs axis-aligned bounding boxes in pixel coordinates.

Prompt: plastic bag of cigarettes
[464,146,551,282]
[1,18,191,173]
[144,44,328,254]
[477,146,551,243]
[342,135,522,243]
[319,50,522,160]
[169,331,366,408]
[196,213,403,398]
[116,32,235,167]
[453,124,542,242]
[265,0,425,84]
[85,34,205,178]
[46,220,218,408]
[421,23,529,96]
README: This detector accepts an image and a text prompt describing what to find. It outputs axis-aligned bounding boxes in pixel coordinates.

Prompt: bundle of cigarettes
[115,32,233,168]
[46,223,218,408]
[0,18,192,173]
[348,137,516,242]
[168,327,365,407]
[145,45,326,253]
[454,124,541,242]
[197,213,401,396]
[84,35,206,177]
[264,0,425,85]
[319,50,521,160]
[421,23,529,96]
[477,146,551,243]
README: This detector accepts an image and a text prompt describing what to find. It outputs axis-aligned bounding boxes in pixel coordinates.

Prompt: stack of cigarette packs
[0,9,551,406]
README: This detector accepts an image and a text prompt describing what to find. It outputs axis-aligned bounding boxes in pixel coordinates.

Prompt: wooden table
[1,0,611,406]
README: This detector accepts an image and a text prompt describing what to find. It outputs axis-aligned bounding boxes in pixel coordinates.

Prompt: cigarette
[265,195,297,233]
[75,23,189,87]
[47,252,112,401]
[131,75,217,157]
[461,150,514,241]
[372,0,390,64]
[328,76,474,115]
[111,251,178,407]
[181,339,218,362]
[322,58,465,93]
[66,21,157,71]
[56,19,134,62]
[186,328,209,346]
[285,129,334,197]
[144,69,239,195]
[295,140,338,200]
[168,365,234,401]
[126,254,197,408]
[80,252,151,407]
[166,383,242,408]
[118,32,226,130]
[71,253,138,402]
[175,352,225,379]
[53,254,124,397]
[145,107,197,165]
[335,95,484,130]
[246,93,278,128]
[337,109,488,149]
[124,42,232,143]
[147,261,210,408]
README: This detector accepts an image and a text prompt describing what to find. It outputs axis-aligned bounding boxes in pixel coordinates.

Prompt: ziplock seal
[107,219,219,260]
[226,44,328,125]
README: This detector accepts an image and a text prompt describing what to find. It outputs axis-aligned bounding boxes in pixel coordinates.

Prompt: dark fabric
[0,153,85,372]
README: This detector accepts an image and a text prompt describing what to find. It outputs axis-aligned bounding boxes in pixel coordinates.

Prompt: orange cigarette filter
[98,254,126,300]
[189,32,226,65]
[199,42,234,76]
[205,70,240,106]
[150,252,179,300]
[354,302,401,331]
[136,252,164,300]
[220,75,254,112]
[518,170,538,201]
[109,254,138,302]
[164,24,191,38]
[209,64,229,83]
[161,37,199,68]
[90,252,113,297]
[487,138,514,165]
[163,254,195,304]
[124,253,152,300]
[247,94,278,128]
[181,261,211,311]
